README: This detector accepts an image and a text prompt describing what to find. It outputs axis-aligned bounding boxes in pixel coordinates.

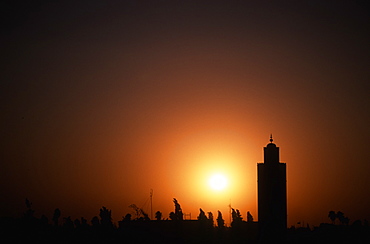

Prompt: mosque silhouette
[257,135,287,241]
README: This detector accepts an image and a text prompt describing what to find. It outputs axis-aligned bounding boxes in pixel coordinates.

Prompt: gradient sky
[1,0,369,227]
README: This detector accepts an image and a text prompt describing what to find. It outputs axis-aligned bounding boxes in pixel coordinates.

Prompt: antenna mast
[229,199,232,227]
[150,189,153,220]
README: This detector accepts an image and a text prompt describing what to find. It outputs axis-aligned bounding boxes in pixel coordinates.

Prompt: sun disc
[209,174,228,191]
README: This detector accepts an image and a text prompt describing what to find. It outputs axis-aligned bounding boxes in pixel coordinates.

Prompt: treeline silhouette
[0,198,369,243]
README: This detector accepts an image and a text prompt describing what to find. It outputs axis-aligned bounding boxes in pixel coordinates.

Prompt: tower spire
[258,136,287,241]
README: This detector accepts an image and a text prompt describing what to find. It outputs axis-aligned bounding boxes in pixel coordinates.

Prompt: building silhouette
[257,135,287,241]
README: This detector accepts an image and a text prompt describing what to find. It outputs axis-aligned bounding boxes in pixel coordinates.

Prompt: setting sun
[208,173,228,191]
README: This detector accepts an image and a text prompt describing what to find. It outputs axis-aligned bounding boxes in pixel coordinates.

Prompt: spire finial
[269,134,273,143]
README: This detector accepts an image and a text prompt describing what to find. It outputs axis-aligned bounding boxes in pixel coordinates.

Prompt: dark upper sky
[1,0,369,226]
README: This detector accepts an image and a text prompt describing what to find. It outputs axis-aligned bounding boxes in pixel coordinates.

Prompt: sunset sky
[1,0,369,227]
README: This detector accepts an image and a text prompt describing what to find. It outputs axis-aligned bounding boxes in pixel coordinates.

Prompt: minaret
[257,135,287,241]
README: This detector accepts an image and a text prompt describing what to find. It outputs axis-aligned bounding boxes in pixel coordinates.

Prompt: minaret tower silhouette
[257,135,287,241]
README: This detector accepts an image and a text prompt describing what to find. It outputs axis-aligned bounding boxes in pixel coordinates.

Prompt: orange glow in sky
[1,1,369,228]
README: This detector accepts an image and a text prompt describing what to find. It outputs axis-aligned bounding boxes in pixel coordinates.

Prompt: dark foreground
[1,217,369,244]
